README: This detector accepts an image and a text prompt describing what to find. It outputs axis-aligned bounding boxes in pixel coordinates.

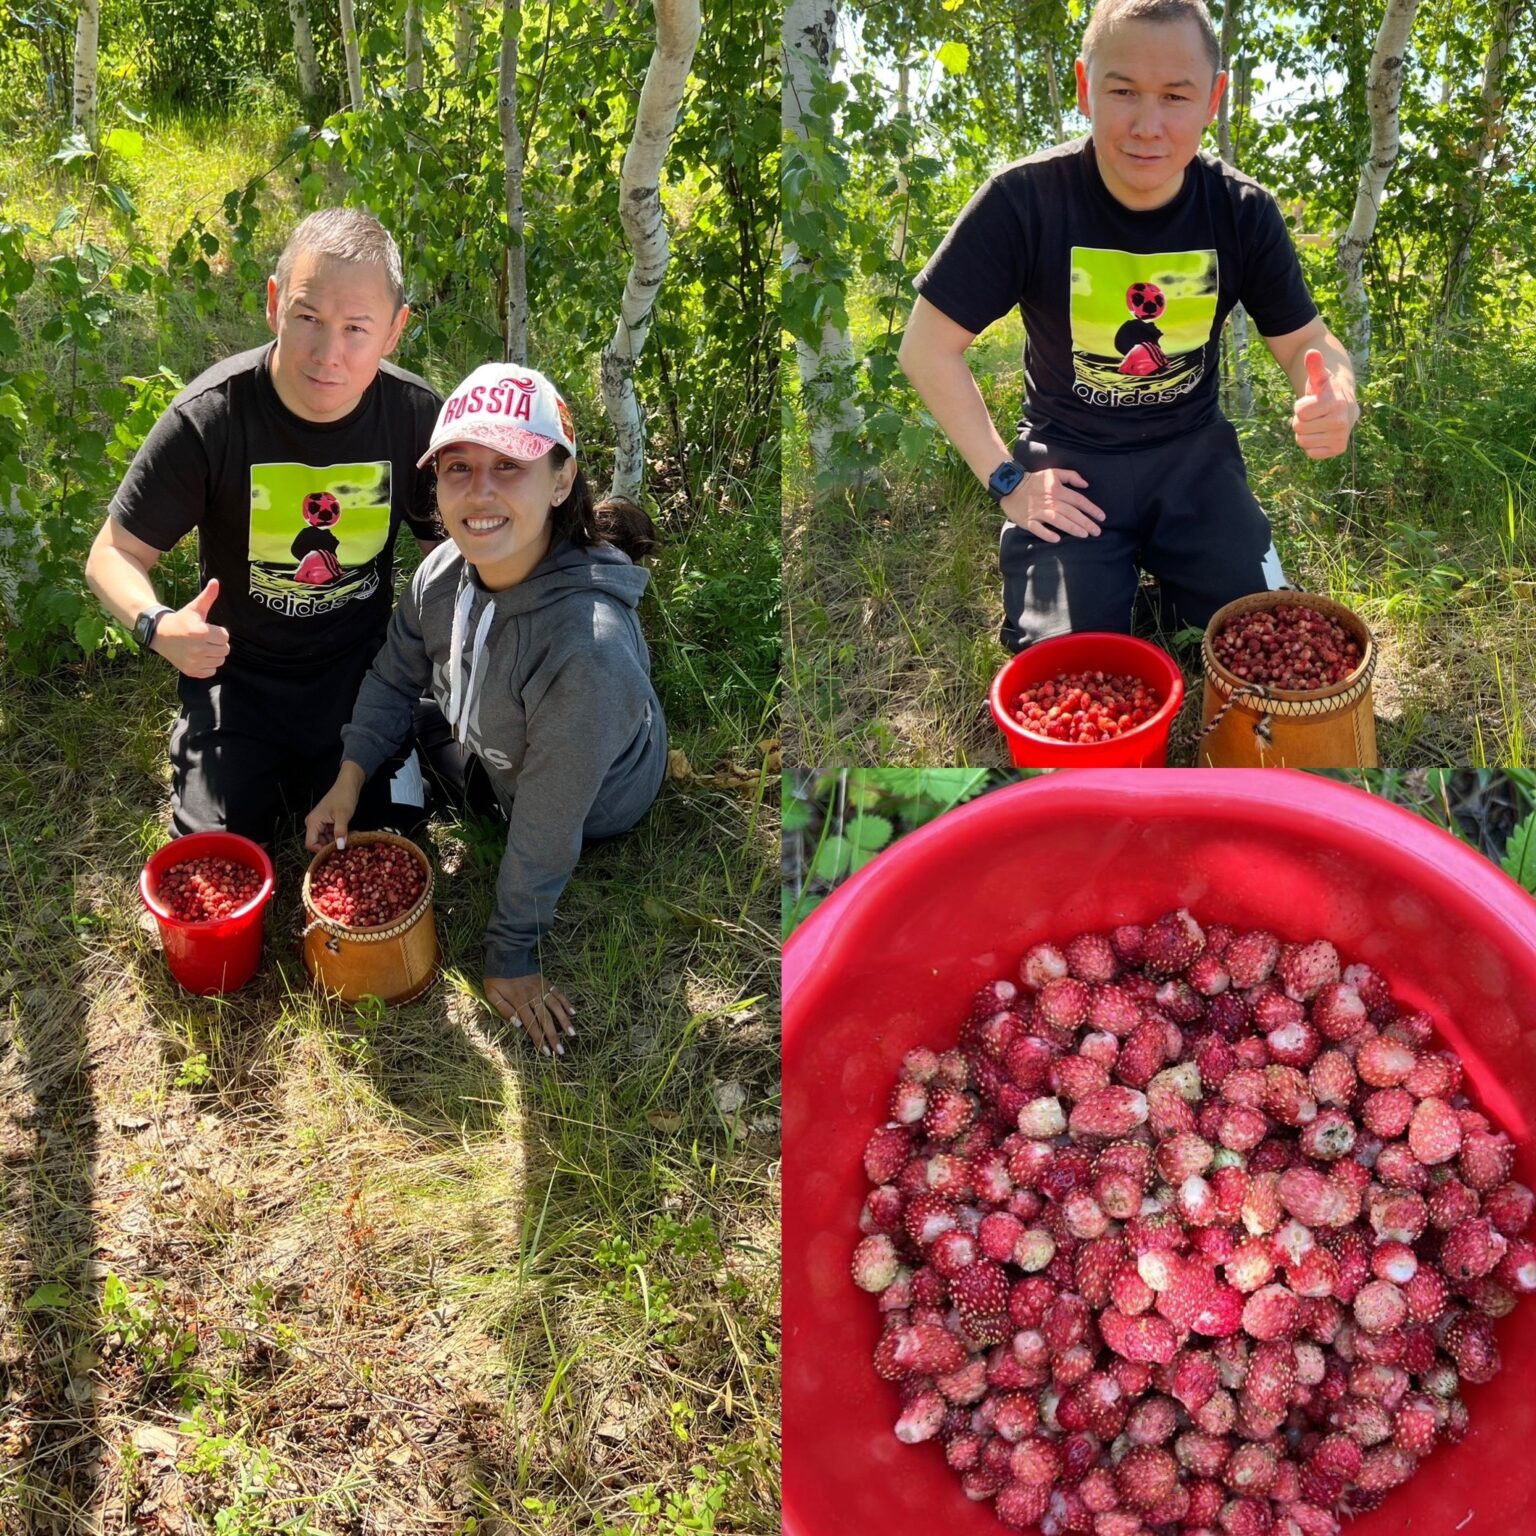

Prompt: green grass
[786,315,1536,767]
[1,97,780,1536]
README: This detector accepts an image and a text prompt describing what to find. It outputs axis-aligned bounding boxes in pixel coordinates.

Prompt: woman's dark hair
[548,448,660,561]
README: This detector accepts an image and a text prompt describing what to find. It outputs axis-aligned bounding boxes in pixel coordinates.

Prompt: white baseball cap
[417,362,577,468]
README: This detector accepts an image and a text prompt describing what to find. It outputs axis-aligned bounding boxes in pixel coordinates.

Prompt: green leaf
[937,41,971,75]
[52,205,79,235]
[781,796,813,832]
[49,135,94,166]
[102,183,138,219]
[73,612,106,653]
[1502,811,1536,895]
[809,835,854,882]
[845,814,893,853]
[24,1282,73,1311]
[103,128,144,161]
[898,423,932,462]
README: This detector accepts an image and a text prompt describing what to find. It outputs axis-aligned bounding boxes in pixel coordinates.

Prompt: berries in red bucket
[310,841,427,928]
[853,907,1531,1536]
[1211,603,1363,691]
[1012,669,1163,744]
[156,857,263,922]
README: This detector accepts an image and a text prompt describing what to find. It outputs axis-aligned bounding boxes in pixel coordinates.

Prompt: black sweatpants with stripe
[999,417,1283,653]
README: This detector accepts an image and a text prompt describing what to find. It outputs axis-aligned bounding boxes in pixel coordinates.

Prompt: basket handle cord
[1195,682,1272,748]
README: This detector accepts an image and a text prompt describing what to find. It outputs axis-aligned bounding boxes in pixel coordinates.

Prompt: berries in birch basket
[1012,671,1164,745]
[157,857,263,922]
[1210,605,1363,692]
[854,909,1531,1534]
[310,842,427,929]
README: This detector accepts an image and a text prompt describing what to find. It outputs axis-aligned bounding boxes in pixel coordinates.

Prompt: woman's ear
[554,458,578,504]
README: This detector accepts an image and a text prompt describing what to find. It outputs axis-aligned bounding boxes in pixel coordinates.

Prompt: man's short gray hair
[274,208,406,312]
[1081,0,1222,81]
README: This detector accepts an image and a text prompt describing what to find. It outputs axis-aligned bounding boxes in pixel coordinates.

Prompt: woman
[305,363,667,1056]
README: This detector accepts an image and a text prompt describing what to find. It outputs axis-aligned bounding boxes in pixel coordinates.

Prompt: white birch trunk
[289,0,322,105]
[892,62,911,263]
[499,0,527,363]
[454,0,474,72]
[340,0,364,110]
[599,0,702,499]
[784,0,861,474]
[1337,0,1420,373]
[406,0,424,91]
[72,0,99,146]
[1216,0,1250,416]
[1440,0,1524,319]
[1043,38,1063,141]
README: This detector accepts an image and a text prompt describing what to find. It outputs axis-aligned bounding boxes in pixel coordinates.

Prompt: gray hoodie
[342,538,667,978]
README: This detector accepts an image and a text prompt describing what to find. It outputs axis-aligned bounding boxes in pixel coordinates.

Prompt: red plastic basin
[989,632,1186,767]
[140,831,275,995]
[783,770,1536,1536]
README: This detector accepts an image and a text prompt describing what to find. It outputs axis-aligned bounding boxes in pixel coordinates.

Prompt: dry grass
[0,661,780,1536]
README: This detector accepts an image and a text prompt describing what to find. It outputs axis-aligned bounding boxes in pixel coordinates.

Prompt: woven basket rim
[1203,591,1375,704]
[301,830,434,941]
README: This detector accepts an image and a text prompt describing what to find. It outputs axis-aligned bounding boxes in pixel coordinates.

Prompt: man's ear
[265,275,280,335]
[384,303,411,355]
[1207,70,1228,124]
[1075,57,1092,118]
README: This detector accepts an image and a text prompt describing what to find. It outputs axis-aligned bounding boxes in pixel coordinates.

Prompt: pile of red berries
[1211,605,1363,692]
[854,910,1532,1535]
[157,857,263,922]
[309,842,426,929]
[1012,672,1164,745]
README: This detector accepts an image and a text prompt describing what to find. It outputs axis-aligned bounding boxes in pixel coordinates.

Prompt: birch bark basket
[1337,0,1420,374]
[784,0,860,475]
[499,0,528,364]
[599,0,701,500]
[72,0,100,146]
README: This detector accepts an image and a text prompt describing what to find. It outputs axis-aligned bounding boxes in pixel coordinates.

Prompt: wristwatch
[987,458,1027,502]
[133,604,173,653]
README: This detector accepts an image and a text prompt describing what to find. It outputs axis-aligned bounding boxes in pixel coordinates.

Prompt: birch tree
[288,0,322,108]
[1439,0,1526,321]
[1216,0,1250,416]
[406,0,425,91]
[784,0,861,476]
[455,0,475,72]
[499,0,527,362]
[1336,0,1420,373]
[598,0,702,499]
[72,0,99,146]
[340,0,364,111]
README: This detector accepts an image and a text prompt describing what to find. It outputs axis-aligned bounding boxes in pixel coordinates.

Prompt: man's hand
[1000,467,1106,543]
[486,974,577,1058]
[1291,349,1359,461]
[304,763,365,852]
[151,579,231,678]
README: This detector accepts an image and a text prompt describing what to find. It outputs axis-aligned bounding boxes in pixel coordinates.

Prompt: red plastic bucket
[783,771,1536,1536]
[140,831,275,995]
[988,632,1186,767]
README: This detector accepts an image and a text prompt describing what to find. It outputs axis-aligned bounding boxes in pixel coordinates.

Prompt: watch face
[990,460,1025,499]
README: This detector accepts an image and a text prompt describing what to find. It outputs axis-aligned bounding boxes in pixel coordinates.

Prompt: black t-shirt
[915,138,1319,452]
[110,344,442,674]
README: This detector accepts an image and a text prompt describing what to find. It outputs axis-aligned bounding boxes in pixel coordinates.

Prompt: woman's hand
[486,973,577,1057]
[305,762,366,852]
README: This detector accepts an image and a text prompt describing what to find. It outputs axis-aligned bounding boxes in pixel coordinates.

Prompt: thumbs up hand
[1291,347,1359,461]
[151,578,232,678]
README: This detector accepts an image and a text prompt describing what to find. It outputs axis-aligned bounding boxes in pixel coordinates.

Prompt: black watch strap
[134,604,173,651]
[987,458,1027,502]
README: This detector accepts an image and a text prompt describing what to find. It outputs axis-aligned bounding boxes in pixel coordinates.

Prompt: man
[85,208,442,843]
[899,0,1360,652]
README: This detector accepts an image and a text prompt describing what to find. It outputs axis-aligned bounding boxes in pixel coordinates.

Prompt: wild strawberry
[1036,975,1090,1034]
[1112,1260,1156,1316]
[1426,1174,1480,1228]
[1298,1109,1356,1162]
[1262,1066,1317,1127]
[1205,991,1253,1043]
[1186,952,1230,996]
[1340,960,1393,1017]
[1458,1130,1515,1191]
[1154,1259,1244,1336]
[1241,1340,1296,1416]
[1265,1018,1321,1069]
[1396,1265,1447,1324]
[1063,930,1118,984]
[1070,1233,1125,1309]
[1154,976,1204,1023]
[922,1151,974,1200]
[934,1356,988,1405]
[1153,1131,1212,1186]
[1086,984,1142,1039]
[1114,1445,1178,1511]
[1306,1050,1356,1108]
[1114,1018,1168,1089]
[1355,1444,1416,1492]
[890,1321,968,1375]
[862,1124,913,1185]
[933,1050,969,1088]
[1015,1095,1067,1139]
[1224,929,1280,988]
[1099,1306,1178,1365]
[970,1009,1021,1060]
[1370,1241,1418,1285]
[894,1387,946,1442]
[922,1085,975,1143]
[1496,1239,1536,1293]
[1355,1034,1417,1087]
[1213,1103,1269,1155]
[852,1233,901,1292]
[1374,1142,1430,1189]
[1007,1275,1054,1329]
[1277,1167,1351,1228]
[1403,1049,1460,1100]
[1440,1216,1507,1281]
[1222,1442,1277,1496]
[1240,1173,1283,1237]
[1407,1097,1462,1165]
[1484,1179,1535,1236]
[1279,940,1340,1003]
[1241,1283,1301,1341]
[888,1077,927,1125]
[1392,1395,1438,1457]
[1169,1351,1221,1413]
[1061,1085,1146,1139]
[1224,1238,1277,1293]
[1050,1053,1109,1103]
[1002,1034,1055,1095]
[1444,1313,1501,1382]
[993,1480,1051,1530]
[1285,1244,1340,1299]
[1138,908,1204,977]
[1360,1087,1414,1139]
[929,1228,981,1278]
[902,1192,957,1247]
[1352,1280,1408,1334]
